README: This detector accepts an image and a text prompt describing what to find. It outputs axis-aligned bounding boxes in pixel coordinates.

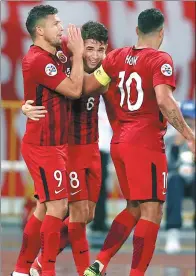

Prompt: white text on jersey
[125,55,138,66]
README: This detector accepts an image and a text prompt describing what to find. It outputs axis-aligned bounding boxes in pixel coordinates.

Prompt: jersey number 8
[118,71,144,111]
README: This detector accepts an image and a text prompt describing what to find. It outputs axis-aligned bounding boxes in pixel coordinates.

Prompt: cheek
[85,54,93,63]
[44,28,54,38]
[98,53,105,62]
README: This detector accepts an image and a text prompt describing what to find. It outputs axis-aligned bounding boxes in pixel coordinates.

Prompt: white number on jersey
[86,97,95,111]
[54,170,63,187]
[118,71,144,111]
[69,171,80,188]
[162,172,168,191]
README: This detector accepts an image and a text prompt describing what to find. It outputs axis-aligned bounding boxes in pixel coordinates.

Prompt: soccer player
[83,8,195,276]
[21,21,108,276]
[12,5,84,276]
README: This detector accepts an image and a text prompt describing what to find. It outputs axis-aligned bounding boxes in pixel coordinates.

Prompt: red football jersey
[101,47,176,151]
[102,83,120,133]
[68,95,100,145]
[22,38,72,146]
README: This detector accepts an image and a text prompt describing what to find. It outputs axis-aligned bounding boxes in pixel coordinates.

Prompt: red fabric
[22,43,71,146]
[68,96,100,145]
[34,216,70,268]
[41,215,63,274]
[59,217,70,253]
[67,144,101,203]
[97,209,136,269]
[21,142,68,203]
[68,222,90,276]
[15,214,42,273]
[102,47,176,152]
[111,144,168,201]
[130,219,160,274]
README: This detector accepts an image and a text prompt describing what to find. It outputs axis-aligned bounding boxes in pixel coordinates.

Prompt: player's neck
[34,39,56,55]
[84,63,96,74]
[136,37,159,50]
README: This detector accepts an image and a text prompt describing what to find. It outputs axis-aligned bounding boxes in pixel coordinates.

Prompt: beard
[45,36,62,48]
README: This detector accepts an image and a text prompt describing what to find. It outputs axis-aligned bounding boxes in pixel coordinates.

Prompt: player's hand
[22,100,47,121]
[67,24,84,56]
[187,136,195,155]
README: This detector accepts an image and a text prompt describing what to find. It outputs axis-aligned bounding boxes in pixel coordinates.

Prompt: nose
[60,23,64,32]
[91,51,98,59]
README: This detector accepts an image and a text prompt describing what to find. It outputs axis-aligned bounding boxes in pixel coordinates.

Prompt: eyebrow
[54,20,61,24]
[86,46,105,50]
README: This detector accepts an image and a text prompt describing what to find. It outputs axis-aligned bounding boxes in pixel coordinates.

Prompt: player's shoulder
[150,49,173,62]
[23,46,51,64]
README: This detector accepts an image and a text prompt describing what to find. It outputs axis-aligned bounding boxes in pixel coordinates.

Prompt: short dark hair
[26,5,58,39]
[81,21,108,44]
[138,8,164,34]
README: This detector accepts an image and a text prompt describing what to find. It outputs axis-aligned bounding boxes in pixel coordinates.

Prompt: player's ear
[36,25,44,37]
[159,27,164,38]
[136,26,139,36]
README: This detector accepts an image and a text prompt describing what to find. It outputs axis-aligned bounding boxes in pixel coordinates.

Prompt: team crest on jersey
[161,64,172,76]
[56,50,67,63]
[45,63,57,76]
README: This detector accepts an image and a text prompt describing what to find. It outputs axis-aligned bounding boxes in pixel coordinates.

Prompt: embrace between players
[12,4,195,276]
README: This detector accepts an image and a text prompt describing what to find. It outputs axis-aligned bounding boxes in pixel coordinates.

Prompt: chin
[85,65,96,73]
[56,40,62,46]
[54,38,62,47]
[89,63,100,70]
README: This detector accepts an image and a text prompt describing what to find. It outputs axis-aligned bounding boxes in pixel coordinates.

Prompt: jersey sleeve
[152,52,176,90]
[31,54,67,90]
[93,48,122,86]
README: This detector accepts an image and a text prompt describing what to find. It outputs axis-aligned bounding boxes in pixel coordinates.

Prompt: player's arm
[153,53,195,153]
[55,53,83,99]
[32,25,84,99]
[83,48,123,96]
[155,85,194,141]
[22,100,47,121]
[83,65,111,96]
[55,25,84,99]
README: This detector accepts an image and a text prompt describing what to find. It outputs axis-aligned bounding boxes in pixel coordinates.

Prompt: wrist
[72,52,83,58]
[186,132,195,141]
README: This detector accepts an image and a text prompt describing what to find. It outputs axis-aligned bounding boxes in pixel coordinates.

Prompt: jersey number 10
[118,71,144,111]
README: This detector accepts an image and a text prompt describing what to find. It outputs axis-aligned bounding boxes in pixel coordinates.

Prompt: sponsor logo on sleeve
[45,63,57,76]
[161,64,173,76]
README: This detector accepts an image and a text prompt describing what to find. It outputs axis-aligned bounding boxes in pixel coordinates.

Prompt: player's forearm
[158,96,194,140]
[83,73,107,96]
[69,54,84,98]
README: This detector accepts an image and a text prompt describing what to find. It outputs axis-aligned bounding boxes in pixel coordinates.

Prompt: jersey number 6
[118,71,144,111]
[86,97,95,111]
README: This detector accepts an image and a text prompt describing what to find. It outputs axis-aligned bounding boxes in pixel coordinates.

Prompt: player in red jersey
[12,5,84,276]
[83,8,195,276]
[21,21,108,276]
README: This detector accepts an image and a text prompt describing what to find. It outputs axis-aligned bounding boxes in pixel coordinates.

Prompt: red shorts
[111,143,168,202]
[21,142,68,203]
[67,143,101,202]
